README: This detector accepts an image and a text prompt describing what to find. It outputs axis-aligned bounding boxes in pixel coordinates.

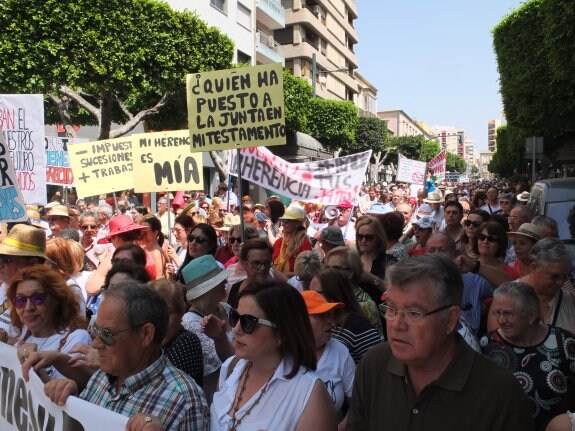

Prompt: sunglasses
[357,234,376,242]
[90,322,136,346]
[228,236,242,245]
[81,224,98,230]
[12,292,48,309]
[247,260,272,270]
[477,233,499,243]
[463,220,482,228]
[228,309,276,334]
[188,235,208,244]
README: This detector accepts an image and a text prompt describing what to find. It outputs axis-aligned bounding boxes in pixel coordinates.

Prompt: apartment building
[487,118,501,153]
[377,109,432,138]
[430,126,465,157]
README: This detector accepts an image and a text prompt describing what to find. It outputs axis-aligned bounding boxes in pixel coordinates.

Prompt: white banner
[396,153,426,185]
[0,343,128,431]
[0,95,46,204]
[0,132,27,222]
[229,147,371,205]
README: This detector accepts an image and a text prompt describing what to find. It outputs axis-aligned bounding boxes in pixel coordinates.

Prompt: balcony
[256,0,285,30]
[256,31,285,65]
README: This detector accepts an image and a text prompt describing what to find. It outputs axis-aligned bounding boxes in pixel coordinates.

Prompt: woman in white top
[211,281,336,431]
[301,290,355,430]
[8,266,91,379]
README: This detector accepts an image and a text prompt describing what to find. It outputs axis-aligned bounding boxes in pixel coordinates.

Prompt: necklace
[228,361,276,431]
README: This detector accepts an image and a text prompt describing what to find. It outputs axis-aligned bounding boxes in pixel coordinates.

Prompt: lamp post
[311,53,348,97]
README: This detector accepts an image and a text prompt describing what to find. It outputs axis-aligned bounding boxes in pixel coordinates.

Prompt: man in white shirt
[480,187,501,215]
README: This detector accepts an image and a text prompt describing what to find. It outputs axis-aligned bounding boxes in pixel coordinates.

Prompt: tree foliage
[283,70,313,133]
[446,152,466,173]
[307,98,358,153]
[489,125,526,177]
[0,0,234,139]
[347,116,388,155]
[421,140,441,162]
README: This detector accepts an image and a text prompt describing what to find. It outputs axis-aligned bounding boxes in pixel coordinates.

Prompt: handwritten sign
[45,137,87,186]
[0,94,46,204]
[228,147,371,205]
[396,153,427,184]
[0,343,127,431]
[68,137,133,198]
[428,149,446,181]
[186,64,286,151]
[0,132,26,222]
[132,130,203,192]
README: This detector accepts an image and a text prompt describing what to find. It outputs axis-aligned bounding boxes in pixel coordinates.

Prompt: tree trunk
[209,150,229,180]
[49,94,78,138]
[98,91,113,140]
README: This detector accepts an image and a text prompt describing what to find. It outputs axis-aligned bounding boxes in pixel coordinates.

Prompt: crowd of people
[0,176,573,430]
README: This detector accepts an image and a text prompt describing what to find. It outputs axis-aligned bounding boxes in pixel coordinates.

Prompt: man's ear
[140,322,156,347]
[446,306,461,335]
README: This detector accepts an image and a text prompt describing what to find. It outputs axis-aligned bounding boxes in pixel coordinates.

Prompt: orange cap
[301,290,344,315]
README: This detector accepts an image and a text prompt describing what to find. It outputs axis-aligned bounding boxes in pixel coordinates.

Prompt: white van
[528,178,575,241]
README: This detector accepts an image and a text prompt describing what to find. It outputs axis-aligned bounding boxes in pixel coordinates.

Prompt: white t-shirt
[315,338,355,412]
[211,357,319,431]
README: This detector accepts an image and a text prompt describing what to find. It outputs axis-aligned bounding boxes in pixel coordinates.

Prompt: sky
[355,0,526,152]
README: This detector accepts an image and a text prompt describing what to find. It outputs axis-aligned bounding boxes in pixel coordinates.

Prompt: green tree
[347,116,388,182]
[489,125,525,177]
[307,98,359,153]
[446,152,466,173]
[0,0,234,139]
[283,69,313,134]
[421,140,441,162]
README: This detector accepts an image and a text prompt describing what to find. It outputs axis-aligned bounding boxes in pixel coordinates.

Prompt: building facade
[377,109,432,138]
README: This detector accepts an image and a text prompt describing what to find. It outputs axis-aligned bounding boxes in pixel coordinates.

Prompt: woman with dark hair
[310,268,381,364]
[461,209,490,259]
[138,215,167,279]
[111,243,147,267]
[380,211,408,262]
[264,198,285,244]
[211,281,336,430]
[8,266,91,379]
[472,190,488,210]
[177,223,220,283]
[475,221,519,280]
[166,214,195,271]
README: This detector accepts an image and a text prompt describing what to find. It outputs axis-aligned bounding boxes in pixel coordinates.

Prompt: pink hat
[97,214,149,244]
[337,199,353,209]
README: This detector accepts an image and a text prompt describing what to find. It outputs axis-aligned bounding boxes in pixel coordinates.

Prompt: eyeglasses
[247,260,272,270]
[490,309,520,320]
[157,202,167,206]
[90,322,139,346]
[188,235,208,244]
[463,220,482,228]
[379,303,454,325]
[326,264,351,271]
[171,227,185,234]
[0,255,14,265]
[228,309,276,334]
[477,233,499,243]
[12,293,48,309]
[81,224,98,230]
[229,236,242,245]
[357,234,376,242]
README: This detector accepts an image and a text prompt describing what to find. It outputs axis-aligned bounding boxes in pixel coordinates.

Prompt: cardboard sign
[0,132,27,222]
[428,149,446,181]
[229,147,371,205]
[0,94,46,204]
[396,153,427,185]
[132,130,203,192]
[68,137,133,198]
[45,137,87,186]
[0,343,127,431]
[186,63,286,151]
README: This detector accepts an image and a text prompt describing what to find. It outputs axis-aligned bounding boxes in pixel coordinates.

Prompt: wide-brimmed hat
[0,224,47,258]
[182,255,230,302]
[97,214,148,244]
[279,204,305,221]
[48,205,70,218]
[508,223,543,242]
[301,290,344,315]
[320,226,345,246]
[423,191,443,204]
[367,202,392,215]
[44,201,60,210]
[215,214,241,231]
[412,216,434,230]
[517,191,530,202]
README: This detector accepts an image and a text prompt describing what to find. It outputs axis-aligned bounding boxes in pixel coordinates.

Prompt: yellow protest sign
[132,130,203,192]
[186,63,286,152]
[68,137,133,198]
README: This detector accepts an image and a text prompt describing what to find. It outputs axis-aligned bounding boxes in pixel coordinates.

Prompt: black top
[163,327,204,388]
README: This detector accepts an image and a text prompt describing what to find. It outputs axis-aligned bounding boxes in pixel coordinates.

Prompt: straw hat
[279,204,305,221]
[508,223,543,242]
[517,191,530,203]
[182,255,230,302]
[215,214,241,231]
[0,224,47,258]
[97,214,148,244]
[301,290,344,315]
[48,205,70,218]
[423,191,443,204]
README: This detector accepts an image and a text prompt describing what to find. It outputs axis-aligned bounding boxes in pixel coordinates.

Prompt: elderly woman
[272,204,312,276]
[288,250,321,292]
[8,266,91,379]
[480,282,575,431]
[301,290,355,430]
[506,223,543,277]
[310,268,381,364]
[211,281,336,430]
[325,246,383,335]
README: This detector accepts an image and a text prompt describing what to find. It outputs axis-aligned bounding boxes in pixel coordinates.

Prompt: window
[210,0,226,13]
[237,50,251,65]
[237,3,251,29]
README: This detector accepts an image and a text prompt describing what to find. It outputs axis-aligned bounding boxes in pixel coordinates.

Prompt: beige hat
[508,223,543,242]
[48,205,70,218]
[215,214,241,231]
[279,204,305,221]
[0,224,47,258]
[517,191,530,202]
[423,191,443,204]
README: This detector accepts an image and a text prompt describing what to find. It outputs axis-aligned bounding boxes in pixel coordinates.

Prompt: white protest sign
[45,137,88,186]
[0,132,27,222]
[0,94,46,204]
[396,153,426,184]
[0,343,127,431]
[229,147,371,205]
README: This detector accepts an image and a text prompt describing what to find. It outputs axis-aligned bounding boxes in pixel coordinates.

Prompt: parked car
[528,178,575,241]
